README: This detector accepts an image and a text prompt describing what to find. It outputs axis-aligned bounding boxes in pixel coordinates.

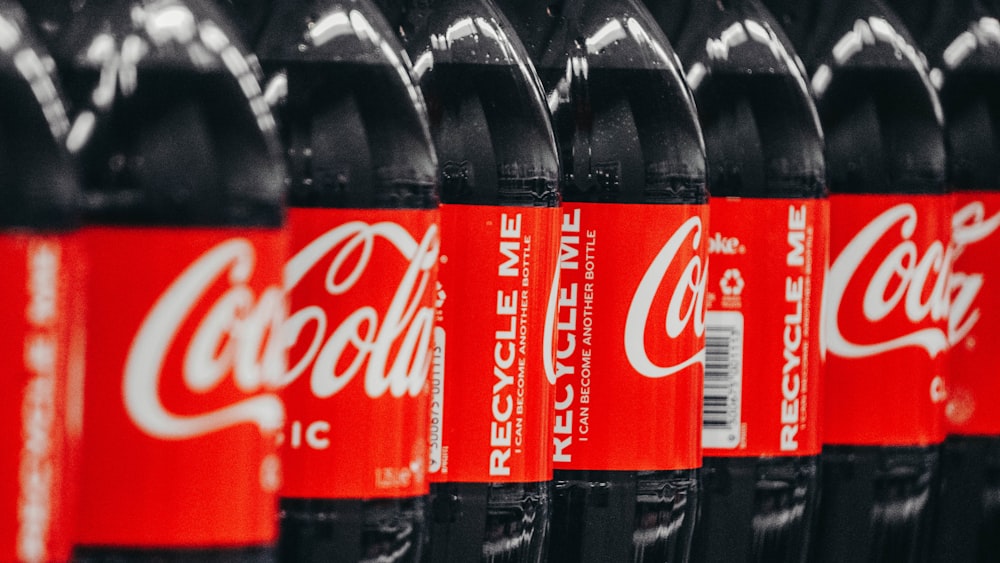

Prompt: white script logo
[826,204,949,359]
[948,201,1000,344]
[625,216,708,378]
[282,221,439,400]
[124,239,286,440]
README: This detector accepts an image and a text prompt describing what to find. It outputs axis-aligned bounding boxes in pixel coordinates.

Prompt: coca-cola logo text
[625,216,707,378]
[282,221,439,400]
[123,239,286,440]
[948,201,1000,345]
[826,203,949,359]
[708,232,742,255]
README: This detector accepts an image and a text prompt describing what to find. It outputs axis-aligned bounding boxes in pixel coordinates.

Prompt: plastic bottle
[496,0,710,561]
[0,2,82,561]
[255,1,440,561]
[643,0,828,561]
[761,0,949,561]
[369,0,562,560]
[22,0,289,560]
[885,1,1000,561]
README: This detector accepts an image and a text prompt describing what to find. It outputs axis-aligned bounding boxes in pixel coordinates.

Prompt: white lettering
[625,217,707,378]
[283,222,439,402]
[826,204,948,359]
[948,201,1000,345]
[124,240,286,440]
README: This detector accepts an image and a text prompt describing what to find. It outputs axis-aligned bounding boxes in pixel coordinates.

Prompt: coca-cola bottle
[254,1,440,561]
[760,0,949,561]
[0,2,82,562]
[885,1,1000,561]
[496,0,709,561]
[640,1,828,562]
[369,0,562,560]
[21,0,288,560]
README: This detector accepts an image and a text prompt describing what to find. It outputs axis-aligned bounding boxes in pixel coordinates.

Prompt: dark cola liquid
[419,62,560,207]
[547,470,698,563]
[427,482,550,563]
[536,64,705,563]
[279,498,426,563]
[685,69,823,563]
[542,67,707,205]
[57,69,283,227]
[939,69,1000,192]
[814,68,946,197]
[695,457,817,563]
[816,446,938,563]
[73,546,275,563]
[417,61,558,563]
[267,62,435,563]
[690,72,825,199]
[0,64,77,229]
[270,62,438,210]
[931,436,1000,563]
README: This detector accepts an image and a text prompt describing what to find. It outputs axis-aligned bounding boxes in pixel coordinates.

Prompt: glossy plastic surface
[23,0,285,227]
[0,0,77,229]
[20,0,285,560]
[760,1,946,562]
[256,1,438,561]
[371,0,559,560]
[498,1,706,561]
[640,2,823,562]
[886,2,1000,561]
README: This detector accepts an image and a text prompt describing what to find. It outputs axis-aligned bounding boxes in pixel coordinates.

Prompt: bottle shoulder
[0,2,80,229]
[668,0,825,198]
[51,1,286,226]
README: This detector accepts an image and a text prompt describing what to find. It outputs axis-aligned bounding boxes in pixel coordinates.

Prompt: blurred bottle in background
[761,0,949,561]
[886,1,1000,561]
[645,0,828,561]
[370,0,561,560]
[22,0,289,560]
[0,1,82,562]
[497,0,709,561]
[255,0,440,561]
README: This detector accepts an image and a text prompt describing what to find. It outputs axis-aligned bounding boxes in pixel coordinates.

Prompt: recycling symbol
[721,268,745,296]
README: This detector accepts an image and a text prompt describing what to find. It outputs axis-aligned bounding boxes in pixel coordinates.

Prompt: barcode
[702,311,743,449]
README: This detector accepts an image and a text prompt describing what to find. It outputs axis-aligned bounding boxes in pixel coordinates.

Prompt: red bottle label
[824,194,949,446]
[946,192,1000,435]
[77,228,286,548]
[701,199,828,458]
[551,203,708,471]
[0,234,83,563]
[429,204,560,483]
[281,207,439,499]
